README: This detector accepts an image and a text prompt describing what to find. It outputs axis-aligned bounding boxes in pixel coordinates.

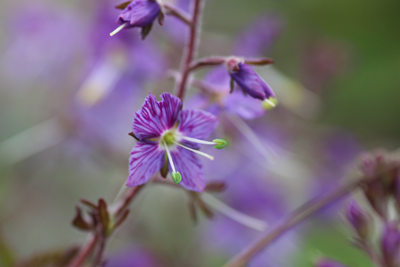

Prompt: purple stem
[176,0,203,100]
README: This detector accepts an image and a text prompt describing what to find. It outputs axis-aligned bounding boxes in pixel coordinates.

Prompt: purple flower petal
[127,141,164,186]
[118,0,160,28]
[224,91,266,120]
[133,92,181,139]
[230,63,275,101]
[178,109,219,147]
[170,147,205,192]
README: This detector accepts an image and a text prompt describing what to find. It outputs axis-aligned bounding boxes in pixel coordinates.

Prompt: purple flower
[381,224,400,267]
[227,60,277,109]
[316,259,348,267]
[345,200,369,239]
[128,92,223,192]
[111,0,161,36]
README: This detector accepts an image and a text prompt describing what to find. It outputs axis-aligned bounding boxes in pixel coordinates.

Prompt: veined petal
[178,109,219,148]
[127,141,164,186]
[170,147,205,192]
[133,92,181,139]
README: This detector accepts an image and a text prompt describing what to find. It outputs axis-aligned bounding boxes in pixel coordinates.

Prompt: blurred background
[0,0,399,266]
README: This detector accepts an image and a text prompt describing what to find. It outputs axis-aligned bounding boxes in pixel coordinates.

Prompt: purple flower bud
[381,224,400,267]
[345,200,369,239]
[227,59,277,109]
[111,0,161,36]
[316,259,348,267]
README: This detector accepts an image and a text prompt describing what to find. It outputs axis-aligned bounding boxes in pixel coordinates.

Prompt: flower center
[161,130,176,146]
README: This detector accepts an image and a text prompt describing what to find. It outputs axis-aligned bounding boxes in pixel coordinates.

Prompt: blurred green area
[206,0,400,146]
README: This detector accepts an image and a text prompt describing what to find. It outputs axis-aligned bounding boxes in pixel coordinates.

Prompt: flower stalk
[176,0,204,100]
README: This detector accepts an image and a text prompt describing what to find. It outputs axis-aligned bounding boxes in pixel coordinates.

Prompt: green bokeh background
[206,0,400,145]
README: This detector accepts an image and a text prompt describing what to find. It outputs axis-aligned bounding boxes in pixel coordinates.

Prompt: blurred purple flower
[234,13,285,57]
[1,4,88,86]
[227,60,277,108]
[128,92,219,192]
[316,259,349,267]
[345,199,369,239]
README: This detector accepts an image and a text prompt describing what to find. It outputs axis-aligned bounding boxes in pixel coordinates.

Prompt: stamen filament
[172,141,214,160]
[110,23,127,36]
[180,135,216,145]
[263,98,276,107]
[164,141,176,173]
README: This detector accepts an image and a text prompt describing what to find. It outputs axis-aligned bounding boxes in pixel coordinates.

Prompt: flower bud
[345,200,370,239]
[111,0,161,38]
[226,59,277,108]
[358,150,399,219]
[381,224,400,267]
[315,259,348,267]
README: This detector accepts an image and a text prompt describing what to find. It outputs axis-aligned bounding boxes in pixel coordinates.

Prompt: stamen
[178,136,227,149]
[180,136,216,145]
[262,97,278,110]
[164,141,176,173]
[110,23,127,36]
[172,141,214,160]
[263,98,275,107]
[164,141,182,183]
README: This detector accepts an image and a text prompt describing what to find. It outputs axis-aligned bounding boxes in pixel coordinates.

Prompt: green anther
[213,139,227,149]
[262,97,278,110]
[172,172,182,184]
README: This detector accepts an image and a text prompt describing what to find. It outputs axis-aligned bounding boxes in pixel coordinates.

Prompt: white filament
[263,98,276,107]
[179,135,216,145]
[172,141,214,160]
[110,23,127,36]
[164,141,177,173]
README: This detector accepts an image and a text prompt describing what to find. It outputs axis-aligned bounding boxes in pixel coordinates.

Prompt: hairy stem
[223,175,380,267]
[176,0,204,100]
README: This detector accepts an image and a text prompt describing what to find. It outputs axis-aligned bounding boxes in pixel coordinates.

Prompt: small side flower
[111,0,162,39]
[226,57,277,110]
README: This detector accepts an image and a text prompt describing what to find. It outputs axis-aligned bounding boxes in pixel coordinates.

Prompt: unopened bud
[345,200,369,239]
